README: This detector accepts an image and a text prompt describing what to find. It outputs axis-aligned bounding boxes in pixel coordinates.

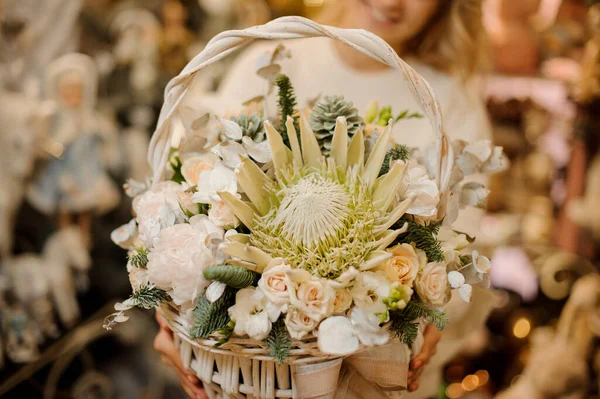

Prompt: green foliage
[265,317,291,364]
[215,320,236,347]
[128,247,149,269]
[379,144,412,176]
[230,113,266,142]
[396,219,445,262]
[169,155,185,184]
[275,74,298,147]
[394,110,424,123]
[131,284,171,310]
[203,265,259,289]
[190,286,236,339]
[388,299,447,347]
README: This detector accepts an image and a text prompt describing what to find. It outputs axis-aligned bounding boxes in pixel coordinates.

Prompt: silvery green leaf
[464,140,493,162]
[212,141,247,169]
[448,271,465,289]
[460,182,490,209]
[218,117,243,140]
[242,136,272,163]
[481,146,510,173]
[458,284,473,302]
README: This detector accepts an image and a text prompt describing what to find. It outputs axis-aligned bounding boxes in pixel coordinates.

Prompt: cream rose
[257,260,293,311]
[290,279,335,321]
[416,262,450,307]
[378,243,421,287]
[285,308,319,339]
[208,200,240,228]
[333,289,353,314]
[181,154,218,186]
[177,190,198,215]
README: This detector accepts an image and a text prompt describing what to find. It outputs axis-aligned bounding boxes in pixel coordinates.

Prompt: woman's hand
[154,313,208,399]
[407,324,442,392]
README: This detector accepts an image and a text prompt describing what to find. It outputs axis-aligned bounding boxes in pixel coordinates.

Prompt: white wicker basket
[151,16,454,399]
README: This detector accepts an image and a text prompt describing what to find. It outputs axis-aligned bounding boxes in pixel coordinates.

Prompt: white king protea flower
[219,114,418,279]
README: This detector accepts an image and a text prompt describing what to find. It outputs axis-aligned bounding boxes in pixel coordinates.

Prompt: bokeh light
[513,318,531,338]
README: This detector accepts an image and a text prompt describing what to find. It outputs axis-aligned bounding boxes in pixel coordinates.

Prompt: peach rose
[181,154,217,186]
[378,243,423,287]
[333,289,353,314]
[416,262,450,307]
[257,260,293,311]
[285,308,319,339]
[290,279,335,321]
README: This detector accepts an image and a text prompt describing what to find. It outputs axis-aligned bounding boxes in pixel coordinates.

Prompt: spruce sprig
[379,144,412,176]
[265,317,291,364]
[396,219,445,262]
[203,265,260,289]
[190,286,236,339]
[388,299,447,347]
[128,247,149,269]
[275,74,298,147]
[131,284,171,309]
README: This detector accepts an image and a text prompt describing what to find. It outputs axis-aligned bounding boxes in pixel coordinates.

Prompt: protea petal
[286,116,303,170]
[372,161,408,211]
[218,242,271,272]
[360,250,392,270]
[226,234,251,244]
[370,225,408,251]
[237,157,271,215]
[347,128,364,170]
[300,113,322,168]
[363,121,392,188]
[264,121,291,180]
[218,191,257,229]
[378,194,416,231]
[330,116,348,170]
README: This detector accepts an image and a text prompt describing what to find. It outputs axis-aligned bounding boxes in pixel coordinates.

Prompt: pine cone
[309,96,364,153]
[230,113,266,142]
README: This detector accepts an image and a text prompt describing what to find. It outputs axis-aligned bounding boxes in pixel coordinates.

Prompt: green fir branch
[190,286,236,339]
[396,219,445,262]
[275,74,298,147]
[128,247,149,269]
[169,155,185,184]
[379,144,412,176]
[388,311,420,347]
[203,265,260,289]
[402,299,447,331]
[266,317,291,364]
[131,284,171,310]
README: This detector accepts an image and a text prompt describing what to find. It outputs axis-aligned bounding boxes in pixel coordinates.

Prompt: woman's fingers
[179,375,206,398]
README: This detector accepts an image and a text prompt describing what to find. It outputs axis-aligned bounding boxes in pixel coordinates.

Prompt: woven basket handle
[148,16,454,196]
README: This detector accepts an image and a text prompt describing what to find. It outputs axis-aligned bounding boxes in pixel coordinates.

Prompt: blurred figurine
[110,8,161,107]
[1,291,40,364]
[27,53,120,246]
[496,274,600,399]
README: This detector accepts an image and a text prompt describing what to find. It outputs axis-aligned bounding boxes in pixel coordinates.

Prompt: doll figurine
[27,53,120,246]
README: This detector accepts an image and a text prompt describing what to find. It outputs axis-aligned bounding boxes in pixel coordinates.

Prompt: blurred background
[0,0,599,398]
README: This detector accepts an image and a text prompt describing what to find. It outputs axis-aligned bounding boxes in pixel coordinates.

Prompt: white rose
[192,162,238,204]
[111,219,137,249]
[257,260,293,311]
[208,200,240,228]
[416,262,450,307]
[333,289,353,314]
[181,153,218,186]
[285,308,319,339]
[146,219,223,305]
[228,288,280,341]
[133,181,185,245]
[290,279,335,321]
[377,243,423,287]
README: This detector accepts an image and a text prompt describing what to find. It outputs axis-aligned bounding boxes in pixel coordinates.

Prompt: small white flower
[349,307,390,346]
[192,163,238,204]
[350,271,391,315]
[397,160,440,217]
[228,287,279,340]
[437,227,469,264]
[317,316,360,355]
[241,136,271,163]
[111,219,137,249]
[211,141,246,169]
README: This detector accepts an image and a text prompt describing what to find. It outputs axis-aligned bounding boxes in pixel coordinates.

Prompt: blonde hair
[317,0,488,79]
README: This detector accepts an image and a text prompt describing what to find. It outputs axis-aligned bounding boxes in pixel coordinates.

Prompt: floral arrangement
[106,51,508,363]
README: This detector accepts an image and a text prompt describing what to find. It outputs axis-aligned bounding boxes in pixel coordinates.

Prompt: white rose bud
[285,308,319,340]
[290,279,336,321]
